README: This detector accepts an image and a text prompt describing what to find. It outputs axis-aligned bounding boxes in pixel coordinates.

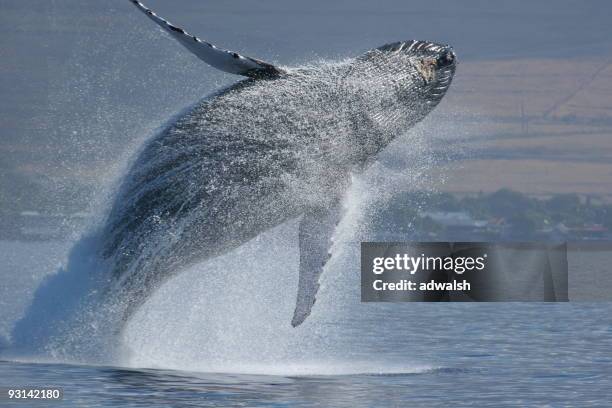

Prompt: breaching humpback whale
[107,0,457,327]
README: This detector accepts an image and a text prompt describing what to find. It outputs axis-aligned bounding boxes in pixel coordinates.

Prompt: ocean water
[1,237,612,407]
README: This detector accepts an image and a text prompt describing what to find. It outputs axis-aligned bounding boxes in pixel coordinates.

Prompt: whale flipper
[129,1,283,79]
[292,205,342,327]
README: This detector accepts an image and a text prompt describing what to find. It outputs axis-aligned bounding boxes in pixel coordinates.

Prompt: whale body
[102,1,458,327]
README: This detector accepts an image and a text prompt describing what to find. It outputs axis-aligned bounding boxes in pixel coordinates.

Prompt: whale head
[351,40,457,129]
[374,40,456,102]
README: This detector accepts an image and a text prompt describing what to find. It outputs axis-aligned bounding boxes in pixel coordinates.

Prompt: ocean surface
[1,239,612,407]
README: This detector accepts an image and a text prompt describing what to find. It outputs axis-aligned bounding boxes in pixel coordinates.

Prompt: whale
[99,0,458,328]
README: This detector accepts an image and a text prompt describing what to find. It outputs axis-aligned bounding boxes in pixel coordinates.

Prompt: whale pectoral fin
[292,205,342,327]
[129,1,283,79]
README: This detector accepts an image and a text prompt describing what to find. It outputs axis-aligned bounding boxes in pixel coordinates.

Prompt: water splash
[4,49,456,374]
